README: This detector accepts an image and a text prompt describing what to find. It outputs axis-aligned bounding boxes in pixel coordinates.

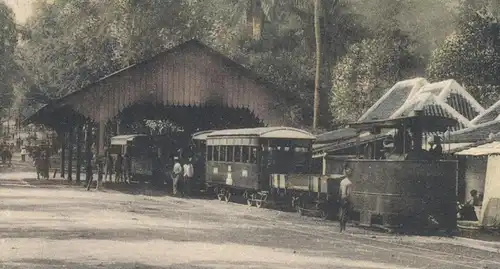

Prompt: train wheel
[319,209,330,220]
[255,200,263,208]
[214,187,220,200]
[224,192,231,203]
[297,206,303,216]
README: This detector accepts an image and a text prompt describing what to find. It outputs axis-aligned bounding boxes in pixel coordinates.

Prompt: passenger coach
[204,127,316,205]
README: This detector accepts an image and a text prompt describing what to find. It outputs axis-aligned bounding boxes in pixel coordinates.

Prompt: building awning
[431,143,473,153]
[312,133,389,157]
[454,141,500,156]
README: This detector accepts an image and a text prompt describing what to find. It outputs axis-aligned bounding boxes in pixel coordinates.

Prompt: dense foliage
[3,0,500,127]
[0,2,18,117]
[330,32,419,123]
[427,1,500,106]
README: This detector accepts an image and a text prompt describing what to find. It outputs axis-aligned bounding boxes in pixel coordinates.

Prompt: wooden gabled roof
[25,39,299,127]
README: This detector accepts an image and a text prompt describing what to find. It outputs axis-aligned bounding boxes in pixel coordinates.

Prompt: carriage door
[259,140,271,190]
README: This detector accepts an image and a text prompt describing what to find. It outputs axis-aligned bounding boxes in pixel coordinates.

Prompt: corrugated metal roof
[315,128,358,143]
[312,133,389,154]
[454,141,500,156]
[445,120,500,143]
[207,127,316,140]
[347,115,458,132]
[472,99,500,125]
[425,143,473,153]
[358,78,428,122]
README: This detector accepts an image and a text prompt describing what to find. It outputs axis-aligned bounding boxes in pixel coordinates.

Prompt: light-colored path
[1,173,500,269]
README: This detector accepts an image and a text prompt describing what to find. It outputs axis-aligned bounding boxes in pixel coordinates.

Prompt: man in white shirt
[339,163,353,233]
[183,157,194,197]
[172,157,183,196]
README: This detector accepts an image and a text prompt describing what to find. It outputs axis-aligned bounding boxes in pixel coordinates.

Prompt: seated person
[428,136,443,157]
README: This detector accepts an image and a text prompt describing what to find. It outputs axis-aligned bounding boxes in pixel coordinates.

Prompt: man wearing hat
[171,156,183,196]
[183,157,194,197]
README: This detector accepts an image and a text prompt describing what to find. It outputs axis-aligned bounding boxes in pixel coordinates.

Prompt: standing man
[123,153,131,183]
[20,146,27,162]
[171,156,183,196]
[339,163,353,233]
[42,151,50,179]
[183,157,194,197]
[87,154,104,191]
[104,151,114,182]
[115,153,123,183]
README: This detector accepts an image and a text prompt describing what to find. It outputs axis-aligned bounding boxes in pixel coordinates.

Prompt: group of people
[32,147,51,180]
[171,156,194,197]
[102,152,132,183]
[0,143,14,166]
[457,189,484,221]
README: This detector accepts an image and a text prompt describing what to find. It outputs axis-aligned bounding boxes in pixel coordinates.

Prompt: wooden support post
[85,121,93,183]
[76,124,83,183]
[60,132,66,178]
[98,121,105,155]
[67,128,74,181]
[116,119,120,136]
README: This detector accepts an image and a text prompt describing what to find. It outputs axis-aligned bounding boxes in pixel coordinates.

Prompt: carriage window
[227,146,234,162]
[234,146,241,162]
[242,146,250,163]
[294,147,308,152]
[214,146,220,161]
[207,146,213,161]
[250,147,258,164]
[220,146,226,161]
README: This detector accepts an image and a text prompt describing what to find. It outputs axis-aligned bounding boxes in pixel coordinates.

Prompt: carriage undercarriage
[209,184,340,220]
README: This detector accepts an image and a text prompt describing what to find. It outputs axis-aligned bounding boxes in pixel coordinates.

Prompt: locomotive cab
[347,111,457,161]
[339,112,460,233]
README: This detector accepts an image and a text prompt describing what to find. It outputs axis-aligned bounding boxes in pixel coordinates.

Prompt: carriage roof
[191,130,215,141]
[347,115,458,133]
[207,127,316,140]
[110,134,149,145]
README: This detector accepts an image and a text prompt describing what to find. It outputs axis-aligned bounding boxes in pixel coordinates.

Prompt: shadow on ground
[3,259,213,269]
[4,259,378,269]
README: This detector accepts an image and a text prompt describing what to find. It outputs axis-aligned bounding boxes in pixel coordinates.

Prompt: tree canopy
[0,2,18,117]
[427,1,500,105]
[4,0,500,127]
[330,32,419,123]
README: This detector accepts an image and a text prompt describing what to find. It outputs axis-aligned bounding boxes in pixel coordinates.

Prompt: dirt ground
[1,158,500,268]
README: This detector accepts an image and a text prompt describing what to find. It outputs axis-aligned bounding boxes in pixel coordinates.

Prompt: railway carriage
[204,127,316,207]
[289,174,344,219]
[109,134,155,183]
[191,130,214,193]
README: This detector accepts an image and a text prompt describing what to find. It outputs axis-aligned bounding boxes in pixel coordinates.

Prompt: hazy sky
[3,0,37,23]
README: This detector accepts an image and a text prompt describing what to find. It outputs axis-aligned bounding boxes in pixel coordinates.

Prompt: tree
[426,3,500,105]
[0,2,18,117]
[16,0,192,105]
[313,0,321,130]
[330,32,418,123]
